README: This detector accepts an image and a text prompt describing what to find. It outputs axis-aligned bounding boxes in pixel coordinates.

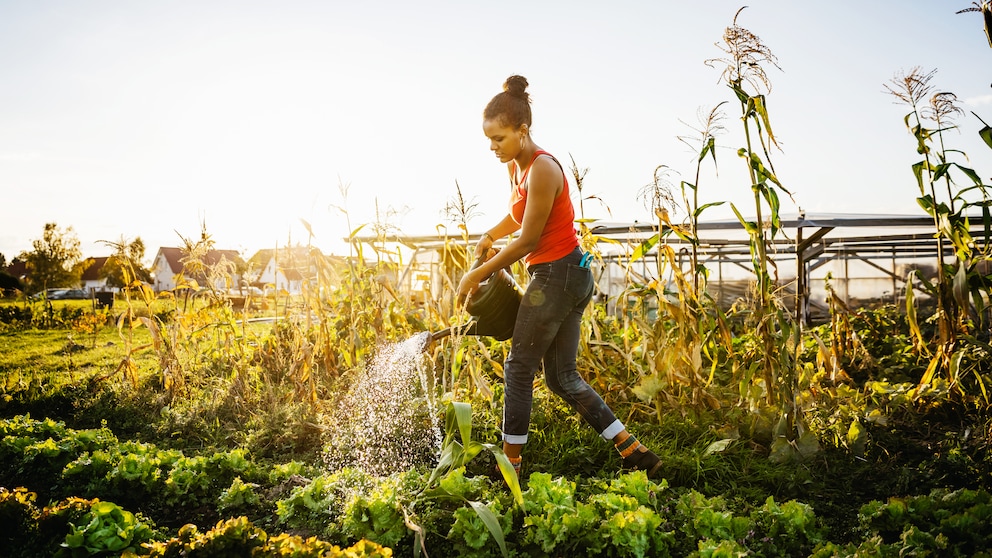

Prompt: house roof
[246,246,344,283]
[156,247,244,274]
[80,257,109,281]
[5,260,27,279]
[282,268,304,281]
[157,247,185,274]
[247,246,315,268]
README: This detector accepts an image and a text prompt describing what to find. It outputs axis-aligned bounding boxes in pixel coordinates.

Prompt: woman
[456,75,662,478]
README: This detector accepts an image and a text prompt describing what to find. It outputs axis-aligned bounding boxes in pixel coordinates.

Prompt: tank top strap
[516,150,566,186]
[534,150,564,174]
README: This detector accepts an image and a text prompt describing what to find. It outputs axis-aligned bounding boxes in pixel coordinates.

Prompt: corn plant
[96,236,158,387]
[324,182,419,369]
[609,167,677,409]
[978,111,992,150]
[416,400,519,558]
[294,196,426,394]
[148,228,253,402]
[570,154,621,262]
[625,107,732,417]
[564,155,657,408]
[435,180,502,397]
[706,7,802,439]
[885,67,992,395]
[676,104,727,293]
[577,302,652,419]
[957,1,992,47]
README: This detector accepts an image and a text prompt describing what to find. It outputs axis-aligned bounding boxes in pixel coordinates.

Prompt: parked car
[30,288,68,300]
[52,289,89,300]
[31,288,89,300]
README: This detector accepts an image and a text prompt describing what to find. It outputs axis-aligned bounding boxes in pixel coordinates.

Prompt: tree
[99,236,152,288]
[19,223,83,293]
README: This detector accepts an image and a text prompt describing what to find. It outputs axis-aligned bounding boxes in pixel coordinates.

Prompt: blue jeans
[502,247,624,445]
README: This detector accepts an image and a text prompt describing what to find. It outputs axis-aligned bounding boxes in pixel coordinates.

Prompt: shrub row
[0,303,88,330]
[3,415,992,557]
[0,487,391,558]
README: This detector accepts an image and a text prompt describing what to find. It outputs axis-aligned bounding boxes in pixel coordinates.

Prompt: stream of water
[323,332,442,476]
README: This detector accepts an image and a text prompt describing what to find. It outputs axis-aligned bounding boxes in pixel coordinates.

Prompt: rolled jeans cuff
[502,432,528,445]
[600,419,624,441]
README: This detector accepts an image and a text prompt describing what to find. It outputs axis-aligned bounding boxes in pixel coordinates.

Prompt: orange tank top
[509,150,579,265]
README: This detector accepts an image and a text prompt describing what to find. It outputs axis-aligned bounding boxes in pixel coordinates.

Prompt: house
[152,247,245,293]
[247,246,314,295]
[260,260,304,294]
[79,256,111,293]
[246,246,349,295]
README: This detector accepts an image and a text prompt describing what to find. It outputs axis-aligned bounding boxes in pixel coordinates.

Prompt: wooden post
[796,214,805,327]
[891,246,898,306]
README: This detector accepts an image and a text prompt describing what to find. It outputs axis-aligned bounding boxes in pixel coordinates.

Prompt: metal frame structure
[587,212,988,323]
[350,212,989,325]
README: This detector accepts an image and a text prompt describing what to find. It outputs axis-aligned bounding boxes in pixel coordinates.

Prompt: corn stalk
[885,67,992,394]
[706,6,803,442]
[627,102,731,417]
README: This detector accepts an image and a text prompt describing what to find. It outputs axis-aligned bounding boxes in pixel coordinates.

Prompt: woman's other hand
[456,267,484,306]
[475,233,494,259]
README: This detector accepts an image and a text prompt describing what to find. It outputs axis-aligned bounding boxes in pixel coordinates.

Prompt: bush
[0,487,39,555]
[0,301,91,330]
[136,517,394,558]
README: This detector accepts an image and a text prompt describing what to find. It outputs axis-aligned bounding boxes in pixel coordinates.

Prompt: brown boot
[616,434,663,478]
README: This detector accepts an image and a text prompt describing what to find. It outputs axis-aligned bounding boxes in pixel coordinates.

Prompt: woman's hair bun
[503,75,529,100]
[483,74,532,127]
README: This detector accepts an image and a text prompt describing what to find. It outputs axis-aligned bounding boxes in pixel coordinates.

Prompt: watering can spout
[418,321,472,352]
[428,328,454,344]
[428,325,458,344]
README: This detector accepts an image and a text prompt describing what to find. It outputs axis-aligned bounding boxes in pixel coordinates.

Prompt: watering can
[422,256,522,349]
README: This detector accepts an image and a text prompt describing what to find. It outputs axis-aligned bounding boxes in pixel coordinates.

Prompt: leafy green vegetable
[59,500,155,557]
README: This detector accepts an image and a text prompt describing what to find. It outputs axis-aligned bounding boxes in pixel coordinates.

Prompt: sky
[2,1,991,263]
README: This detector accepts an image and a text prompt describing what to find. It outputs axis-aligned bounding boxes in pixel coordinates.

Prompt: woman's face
[483,119,525,164]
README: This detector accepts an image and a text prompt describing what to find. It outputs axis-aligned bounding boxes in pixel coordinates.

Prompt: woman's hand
[475,234,494,259]
[456,267,484,306]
